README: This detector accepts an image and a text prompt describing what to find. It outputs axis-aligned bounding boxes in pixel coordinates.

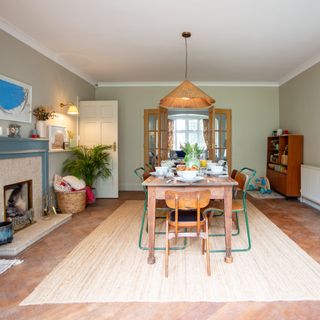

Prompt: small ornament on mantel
[8,124,21,138]
[32,106,57,138]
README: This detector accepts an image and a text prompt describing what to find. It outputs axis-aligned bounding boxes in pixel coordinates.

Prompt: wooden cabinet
[267,135,303,197]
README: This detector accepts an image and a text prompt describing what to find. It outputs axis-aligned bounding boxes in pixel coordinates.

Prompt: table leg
[224,186,233,263]
[147,187,156,264]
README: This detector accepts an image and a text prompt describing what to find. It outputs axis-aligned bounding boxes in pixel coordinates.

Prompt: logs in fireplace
[4,180,34,231]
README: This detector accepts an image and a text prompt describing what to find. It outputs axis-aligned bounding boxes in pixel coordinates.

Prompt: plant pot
[36,120,47,138]
[0,221,13,245]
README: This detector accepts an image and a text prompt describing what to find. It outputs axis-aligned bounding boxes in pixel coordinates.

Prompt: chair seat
[212,199,244,212]
[169,210,204,222]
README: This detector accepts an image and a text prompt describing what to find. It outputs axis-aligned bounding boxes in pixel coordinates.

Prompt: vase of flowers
[32,106,56,138]
[181,142,203,169]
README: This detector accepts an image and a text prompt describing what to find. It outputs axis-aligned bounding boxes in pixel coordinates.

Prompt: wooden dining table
[142,174,238,265]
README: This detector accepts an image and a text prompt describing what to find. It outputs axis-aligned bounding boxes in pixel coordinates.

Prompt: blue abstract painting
[0,75,32,123]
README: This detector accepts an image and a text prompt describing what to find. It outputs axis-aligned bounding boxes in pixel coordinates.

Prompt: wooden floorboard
[0,191,319,320]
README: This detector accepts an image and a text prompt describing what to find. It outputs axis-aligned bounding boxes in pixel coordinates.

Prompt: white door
[79,100,118,198]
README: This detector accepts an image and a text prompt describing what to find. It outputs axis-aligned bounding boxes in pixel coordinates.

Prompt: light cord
[185,37,188,80]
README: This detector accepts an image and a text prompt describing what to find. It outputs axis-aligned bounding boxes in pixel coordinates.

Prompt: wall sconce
[60,102,79,115]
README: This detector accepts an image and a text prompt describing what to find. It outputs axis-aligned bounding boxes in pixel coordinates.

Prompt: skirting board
[300,196,320,211]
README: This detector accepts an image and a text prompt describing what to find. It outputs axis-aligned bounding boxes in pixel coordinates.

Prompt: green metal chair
[134,167,186,251]
[204,167,256,253]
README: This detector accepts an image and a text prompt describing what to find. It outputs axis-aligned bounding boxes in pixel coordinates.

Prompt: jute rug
[248,190,285,199]
[21,200,320,304]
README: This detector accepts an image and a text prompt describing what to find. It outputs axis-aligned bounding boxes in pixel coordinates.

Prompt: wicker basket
[56,190,86,214]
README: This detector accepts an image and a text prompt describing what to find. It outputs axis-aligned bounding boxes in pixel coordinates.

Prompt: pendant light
[160,32,215,108]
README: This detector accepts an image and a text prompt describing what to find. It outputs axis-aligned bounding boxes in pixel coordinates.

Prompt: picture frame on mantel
[48,125,67,151]
[0,74,32,123]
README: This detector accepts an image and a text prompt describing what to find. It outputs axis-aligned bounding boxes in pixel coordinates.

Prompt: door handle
[113,142,117,152]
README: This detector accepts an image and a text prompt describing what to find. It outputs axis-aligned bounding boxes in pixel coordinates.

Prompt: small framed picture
[63,141,70,150]
[48,125,67,151]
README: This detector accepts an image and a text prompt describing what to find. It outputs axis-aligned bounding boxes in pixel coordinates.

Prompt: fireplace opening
[4,180,34,231]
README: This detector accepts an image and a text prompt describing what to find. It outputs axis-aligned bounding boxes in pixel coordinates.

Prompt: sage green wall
[279,62,320,167]
[0,30,95,183]
[95,86,279,190]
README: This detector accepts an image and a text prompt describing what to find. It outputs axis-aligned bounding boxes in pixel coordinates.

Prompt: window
[171,116,207,150]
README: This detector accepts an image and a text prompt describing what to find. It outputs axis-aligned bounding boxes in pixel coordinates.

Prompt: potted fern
[62,144,112,195]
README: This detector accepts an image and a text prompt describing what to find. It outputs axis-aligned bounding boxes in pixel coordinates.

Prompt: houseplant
[181,142,203,169]
[62,144,112,189]
[32,106,56,138]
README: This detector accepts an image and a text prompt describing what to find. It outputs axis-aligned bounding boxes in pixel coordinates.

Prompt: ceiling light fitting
[160,32,215,109]
[60,102,79,115]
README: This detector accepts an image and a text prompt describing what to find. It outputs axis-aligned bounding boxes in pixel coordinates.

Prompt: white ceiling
[1,0,320,85]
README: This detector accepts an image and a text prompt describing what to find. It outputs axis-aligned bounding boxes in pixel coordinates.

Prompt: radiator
[301,165,320,205]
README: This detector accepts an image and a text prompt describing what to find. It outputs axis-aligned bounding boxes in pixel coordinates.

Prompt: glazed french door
[144,107,168,168]
[144,106,231,171]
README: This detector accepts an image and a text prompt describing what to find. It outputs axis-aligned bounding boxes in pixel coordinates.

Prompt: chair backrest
[240,167,256,189]
[234,171,249,192]
[165,190,211,210]
[134,167,148,196]
[134,167,145,183]
[165,190,211,235]
[231,169,238,179]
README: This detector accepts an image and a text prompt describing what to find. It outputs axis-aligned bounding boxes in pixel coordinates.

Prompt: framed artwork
[48,125,67,151]
[0,75,32,123]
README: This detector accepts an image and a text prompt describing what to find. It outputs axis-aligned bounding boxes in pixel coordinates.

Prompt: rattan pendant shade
[160,80,215,108]
[159,32,215,109]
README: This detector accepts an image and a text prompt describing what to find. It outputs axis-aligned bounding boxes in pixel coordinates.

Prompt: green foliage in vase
[180,142,203,163]
[63,145,112,187]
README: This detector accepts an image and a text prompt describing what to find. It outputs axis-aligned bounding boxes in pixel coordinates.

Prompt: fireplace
[4,180,34,231]
[0,137,72,257]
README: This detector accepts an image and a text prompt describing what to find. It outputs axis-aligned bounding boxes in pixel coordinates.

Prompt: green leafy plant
[32,106,57,121]
[63,145,112,188]
[181,142,203,160]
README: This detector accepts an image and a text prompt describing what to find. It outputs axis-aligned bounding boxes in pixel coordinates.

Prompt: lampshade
[160,80,215,108]
[67,105,79,115]
[159,32,215,109]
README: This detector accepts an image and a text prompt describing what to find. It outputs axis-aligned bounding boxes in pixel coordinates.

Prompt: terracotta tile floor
[0,192,319,320]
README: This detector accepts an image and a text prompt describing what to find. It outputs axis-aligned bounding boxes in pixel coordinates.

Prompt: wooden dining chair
[164,189,211,277]
[134,167,186,252]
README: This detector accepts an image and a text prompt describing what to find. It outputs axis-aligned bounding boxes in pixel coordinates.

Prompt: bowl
[178,170,198,180]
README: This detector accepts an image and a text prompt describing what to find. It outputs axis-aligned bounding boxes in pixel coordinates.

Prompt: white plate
[175,176,204,183]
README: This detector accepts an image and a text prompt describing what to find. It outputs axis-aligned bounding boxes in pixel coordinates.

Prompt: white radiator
[301,165,320,207]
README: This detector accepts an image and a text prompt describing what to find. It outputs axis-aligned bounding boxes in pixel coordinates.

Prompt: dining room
[1,1,320,319]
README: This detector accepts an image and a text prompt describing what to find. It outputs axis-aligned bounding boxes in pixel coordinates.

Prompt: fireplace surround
[0,136,71,256]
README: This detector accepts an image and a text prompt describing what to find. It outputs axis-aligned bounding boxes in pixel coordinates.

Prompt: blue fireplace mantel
[0,136,49,194]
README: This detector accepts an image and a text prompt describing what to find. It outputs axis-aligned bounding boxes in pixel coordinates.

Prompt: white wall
[0,29,95,181]
[280,62,320,167]
[95,85,279,190]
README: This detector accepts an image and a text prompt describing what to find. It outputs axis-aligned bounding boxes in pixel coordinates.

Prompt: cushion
[63,175,86,190]
[53,174,72,192]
